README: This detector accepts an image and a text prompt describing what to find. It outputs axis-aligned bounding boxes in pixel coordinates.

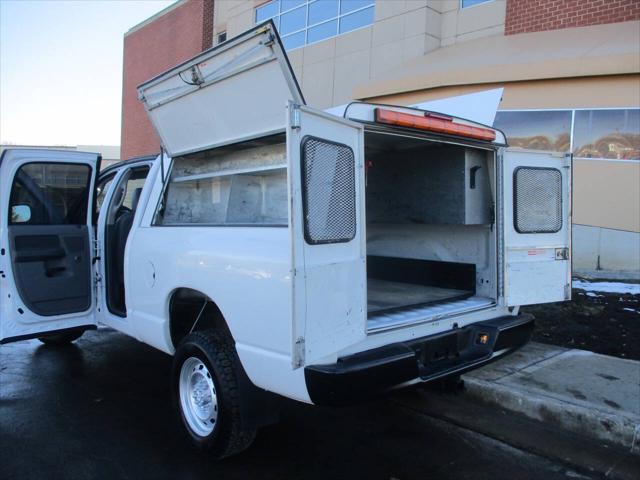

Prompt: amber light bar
[374,108,496,142]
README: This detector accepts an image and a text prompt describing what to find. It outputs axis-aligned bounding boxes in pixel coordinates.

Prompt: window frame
[460,0,494,9]
[512,166,563,234]
[493,109,573,153]
[8,161,93,227]
[300,135,357,245]
[255,0,375,51]
[95,171,117,217]
[152,158,289,229]
[496,107,640,162]
[572,108,640,161]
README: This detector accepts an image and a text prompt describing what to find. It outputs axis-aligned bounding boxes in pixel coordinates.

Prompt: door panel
[9,225,92,316]
[503,149,572,306]
[288,104,366,367]
[0,149,99,343]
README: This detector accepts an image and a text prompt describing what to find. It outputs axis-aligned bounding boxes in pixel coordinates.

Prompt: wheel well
[169,288,230,349]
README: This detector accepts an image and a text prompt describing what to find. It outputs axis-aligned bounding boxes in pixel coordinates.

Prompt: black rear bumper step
[305,313,534,406]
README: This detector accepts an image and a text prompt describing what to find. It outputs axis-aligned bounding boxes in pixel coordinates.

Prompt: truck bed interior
[364,130,497,332]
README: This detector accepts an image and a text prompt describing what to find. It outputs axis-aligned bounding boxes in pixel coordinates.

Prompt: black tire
[37,330,84,345]
[172,330,256,459]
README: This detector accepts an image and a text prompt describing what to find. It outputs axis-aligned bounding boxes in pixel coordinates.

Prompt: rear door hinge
[293,336,305,368]
[290,104,301,129]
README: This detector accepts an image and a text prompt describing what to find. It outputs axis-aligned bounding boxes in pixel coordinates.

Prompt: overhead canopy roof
[355,21,640,100]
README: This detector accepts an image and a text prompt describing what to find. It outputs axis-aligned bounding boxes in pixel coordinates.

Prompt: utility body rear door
[502,149,572,306]
[287,103,367,367]
[0,149,99,343]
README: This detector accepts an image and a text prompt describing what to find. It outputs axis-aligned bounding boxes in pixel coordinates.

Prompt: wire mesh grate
[302,137,356,244]
[514,167,562,233]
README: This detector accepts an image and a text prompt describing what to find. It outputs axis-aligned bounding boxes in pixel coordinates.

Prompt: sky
[0,0,175,147]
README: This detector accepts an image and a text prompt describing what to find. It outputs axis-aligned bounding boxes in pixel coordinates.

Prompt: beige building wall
[368,75,640,110]
[573,160,640,233]
[213,0,507,108]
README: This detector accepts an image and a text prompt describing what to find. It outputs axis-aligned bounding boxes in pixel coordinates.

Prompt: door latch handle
[46,266,66,277]
[470,166,481,189]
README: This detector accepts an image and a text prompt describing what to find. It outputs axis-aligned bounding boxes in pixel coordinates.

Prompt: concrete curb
[463,376,640,454]
[459,343,640,455]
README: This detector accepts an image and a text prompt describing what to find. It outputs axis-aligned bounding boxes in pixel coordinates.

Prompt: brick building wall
[121,0,214,160]
[505,0,640,35]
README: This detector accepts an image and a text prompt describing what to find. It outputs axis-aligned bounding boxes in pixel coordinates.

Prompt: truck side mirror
[11,204,31,223]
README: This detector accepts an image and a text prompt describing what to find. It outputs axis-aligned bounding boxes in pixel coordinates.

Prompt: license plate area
[415,325,498,379]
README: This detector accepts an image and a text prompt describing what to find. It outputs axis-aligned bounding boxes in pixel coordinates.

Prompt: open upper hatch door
[138,20,305,157]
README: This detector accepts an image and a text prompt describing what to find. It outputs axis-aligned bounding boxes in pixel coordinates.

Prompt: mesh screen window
[302,137,356,244]
[514,167,562,233]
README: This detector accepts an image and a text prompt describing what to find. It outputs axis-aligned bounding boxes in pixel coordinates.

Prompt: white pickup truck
[0,22,571,458]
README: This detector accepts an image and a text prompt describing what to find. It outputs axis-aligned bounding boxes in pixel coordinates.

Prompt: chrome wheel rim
[179,356,218,437]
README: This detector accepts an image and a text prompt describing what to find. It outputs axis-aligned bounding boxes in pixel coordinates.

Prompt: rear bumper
[304,313,534,406]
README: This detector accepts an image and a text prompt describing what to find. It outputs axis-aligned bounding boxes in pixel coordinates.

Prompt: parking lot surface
[0,329,592,480]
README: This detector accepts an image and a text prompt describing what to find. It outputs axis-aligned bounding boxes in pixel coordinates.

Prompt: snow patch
[573,280,640,295]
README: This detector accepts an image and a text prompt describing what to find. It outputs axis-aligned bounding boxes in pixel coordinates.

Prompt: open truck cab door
[0,149,100,343]
[502,149,572,306]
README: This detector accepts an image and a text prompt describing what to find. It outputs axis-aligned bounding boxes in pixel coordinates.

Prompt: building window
[460,0,493,8]
[217,31,227,44]
[494,108,640,160]
[255,0,375,50]
[573,109,640,160]
[494,110,572,152]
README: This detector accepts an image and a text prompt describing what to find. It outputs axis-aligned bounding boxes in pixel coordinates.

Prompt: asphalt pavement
[0,328,596,480]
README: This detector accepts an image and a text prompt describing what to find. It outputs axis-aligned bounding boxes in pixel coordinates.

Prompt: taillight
[374,108,496,142]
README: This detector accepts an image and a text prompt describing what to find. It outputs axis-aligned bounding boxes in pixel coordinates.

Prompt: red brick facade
[505,0,640,35]
[202,0,214,51]
[121,0,214,160]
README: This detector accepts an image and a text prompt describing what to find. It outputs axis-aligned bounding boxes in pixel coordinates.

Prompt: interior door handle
[46,266,67,277]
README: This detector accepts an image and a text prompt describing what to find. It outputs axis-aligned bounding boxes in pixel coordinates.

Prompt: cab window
[9,162,91,225]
